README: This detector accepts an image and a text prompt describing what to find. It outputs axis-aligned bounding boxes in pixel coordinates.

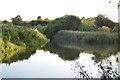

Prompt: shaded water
[1,41,119,78]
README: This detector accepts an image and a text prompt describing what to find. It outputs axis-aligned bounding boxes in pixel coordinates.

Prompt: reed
[54,30,119,44]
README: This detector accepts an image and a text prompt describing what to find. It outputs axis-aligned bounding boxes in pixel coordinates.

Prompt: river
[1,41,119,79]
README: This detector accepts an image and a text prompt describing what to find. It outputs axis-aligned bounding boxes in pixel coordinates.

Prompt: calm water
[1,41,119,78]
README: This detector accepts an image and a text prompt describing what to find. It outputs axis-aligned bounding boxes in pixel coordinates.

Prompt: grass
[2,25,49,48]
[1,25,50,63]
[54,30,119,44]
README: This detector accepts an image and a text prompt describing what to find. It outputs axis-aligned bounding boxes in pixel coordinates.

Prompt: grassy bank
[1,25,49,63]
[54,30,119,44]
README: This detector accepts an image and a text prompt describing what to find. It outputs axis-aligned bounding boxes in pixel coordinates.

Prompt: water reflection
[43,41,119,63]
[2,48,36,64]
[42,41,80,61]
[2,41,119,64]
[43,41,119,79]
[71,54,119,79]
[2,41,119,79]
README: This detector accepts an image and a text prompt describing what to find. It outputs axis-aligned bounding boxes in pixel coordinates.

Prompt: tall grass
[54,30,119,44]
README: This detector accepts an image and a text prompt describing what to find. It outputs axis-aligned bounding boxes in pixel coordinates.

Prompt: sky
[0,0,118,22]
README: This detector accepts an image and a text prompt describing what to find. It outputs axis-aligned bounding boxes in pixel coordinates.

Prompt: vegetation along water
[1,14,120,79]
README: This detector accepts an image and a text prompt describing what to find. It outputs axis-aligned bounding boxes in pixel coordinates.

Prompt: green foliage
[2,25,49,51]
[44,17,51,21]
[11,15,22,25]
[30,24,48,33]
[44,15,82,38]
[79,17,97,31]
[54,30,118,44]
[95,14,115,29]
[37,16,42,20]
[1,37,26,63]
[29,20,49,26]
[1,39,24,53]
[112,23,120,32]
[79,26,97,31]
[98,26,111,32]
[1,25,49,63]
[2,20,9,24]
[82,17,96,27]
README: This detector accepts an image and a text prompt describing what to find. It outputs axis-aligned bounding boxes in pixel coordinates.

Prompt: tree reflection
[72,57,119,79]
[2,40,119,64]
[55,41,119,62]
[42,41,81,61]
[2,48,36,64]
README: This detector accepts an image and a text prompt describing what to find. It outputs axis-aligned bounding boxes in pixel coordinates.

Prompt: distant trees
[3,14,117,34]
[95,14,115,29]
[11,15,22,25]
[2,20,9,24]
[29,20,49,26]
[10,15,50,26]
[28,16,50,26]
[44,17,51,21]
[60,15,82,30]
[37,16,41,20]
[44,15,82,38]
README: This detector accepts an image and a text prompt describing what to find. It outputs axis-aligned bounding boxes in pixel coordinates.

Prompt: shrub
[2,25,49,49]
[98,26,111,32]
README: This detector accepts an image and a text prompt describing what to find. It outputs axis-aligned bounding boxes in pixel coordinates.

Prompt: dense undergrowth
[1,25,49,62]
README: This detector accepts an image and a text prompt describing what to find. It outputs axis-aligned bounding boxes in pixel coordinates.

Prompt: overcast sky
[0,0,118,22]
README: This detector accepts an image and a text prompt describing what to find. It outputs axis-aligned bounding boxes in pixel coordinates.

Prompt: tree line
[2,15,50,27]
[1,14,119,39]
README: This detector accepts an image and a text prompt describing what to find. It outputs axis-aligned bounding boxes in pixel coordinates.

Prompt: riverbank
[1,25,49,63]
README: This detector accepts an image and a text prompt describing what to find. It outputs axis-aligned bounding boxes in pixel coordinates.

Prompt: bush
[30,24,48,33]
[2,25,49,49]
[98,26,111,32]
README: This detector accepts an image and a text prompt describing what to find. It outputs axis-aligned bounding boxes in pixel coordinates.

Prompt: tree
[60,15,82,30]
[95,14,115,29]
[44,17,51,21]
[2,20,9,24]
[44,15,82,38]
[37,16,41,20]
[82,17,96,27]
[11,15,22,25]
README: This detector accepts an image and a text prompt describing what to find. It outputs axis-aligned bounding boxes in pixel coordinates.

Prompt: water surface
[2,42,119,78]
